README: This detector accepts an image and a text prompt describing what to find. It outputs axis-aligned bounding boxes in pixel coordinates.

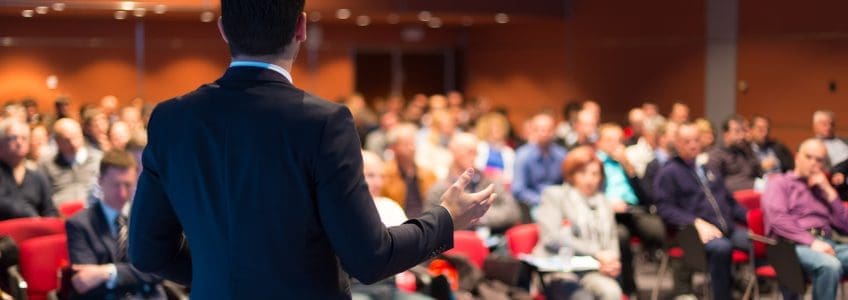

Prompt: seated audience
[473,112,516,185]
[641,121,678,203]
[533,146,622,300]
[694,118,716,153]
[65,150,164,299]
[564,109,599,150]
[426,133,520,233]
[513,112,567,221]
[381,123,437,218]
[80,106,110,152]
[625,108,645,146]
[26,123,51,169]
[763,138,848,300]
[595,123,665,295]
[707,115,762,192]
[0,119,57,220]
[40,118,102,205]
[813,110,848,198]
[654,122,749,299]
[626,115,666,179]
[108,121,131,151]
[364,112,400,158]
[415,109,456,180]
[362,151,407,227]
[668,102,690,125]
[749,115,794,175]
[555,101,582,149]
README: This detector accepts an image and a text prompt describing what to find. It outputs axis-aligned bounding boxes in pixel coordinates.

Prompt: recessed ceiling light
[356,15,370,27]
[495,13,509,24]
[200,11,215,23]
[35,6,49,14]
[418,11,431,22]
[22,10,34,18]
[52,3,65,11]
[134,8,146,17]
[335,9,351,20]
[120,1,135,11]
[153,4,167,14]
[387,13,400,24]
[1,37,13,47]
[309,11,322,22]
[114,10,127,20]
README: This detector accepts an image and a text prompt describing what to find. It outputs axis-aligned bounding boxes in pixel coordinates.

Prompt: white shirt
[374,197,408,227]
[229,61,293,84]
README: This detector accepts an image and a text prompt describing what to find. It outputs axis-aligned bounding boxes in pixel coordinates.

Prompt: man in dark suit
[128,1,495,299]
[66,150,164,299]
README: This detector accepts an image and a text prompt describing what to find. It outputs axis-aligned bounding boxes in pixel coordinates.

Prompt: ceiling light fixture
[52,3,65,11]
[119,1,135,11]
[495,13,509,24]
[153,4,167,14]
[134,8,146,17]
[200,11,215,22]
[335,9,351,20]
[418,11,431,22]
[35,6,49,14]
[114,10,127,20]
[22,9,34,18]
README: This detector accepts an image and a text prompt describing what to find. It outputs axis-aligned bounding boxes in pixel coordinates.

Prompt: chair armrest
[748,232,777,245]
[6,265,27,300]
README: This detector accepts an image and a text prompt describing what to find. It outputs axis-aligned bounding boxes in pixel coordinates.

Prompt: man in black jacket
[128,1,494,299]
[749,115,794,175]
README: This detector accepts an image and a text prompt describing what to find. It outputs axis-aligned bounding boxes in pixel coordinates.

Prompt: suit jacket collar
[215,67,293,89]
[90,201,119,262]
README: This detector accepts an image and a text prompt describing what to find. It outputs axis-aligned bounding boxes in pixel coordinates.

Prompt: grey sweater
[532,184,619,258]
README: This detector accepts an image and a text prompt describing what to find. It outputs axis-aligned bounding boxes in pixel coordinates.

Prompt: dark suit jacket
[66,201,162,299]
[129,67,454,299]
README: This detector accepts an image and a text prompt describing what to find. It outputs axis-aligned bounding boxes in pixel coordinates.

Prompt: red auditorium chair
[0,217,65,244]
[444,230,490,269]
[59,201,86,218]
[13,234,69,300]
[734,189,762,210]
[505,223,539,257]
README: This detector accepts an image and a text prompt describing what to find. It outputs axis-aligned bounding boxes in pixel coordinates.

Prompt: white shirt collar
[229,60,293,84]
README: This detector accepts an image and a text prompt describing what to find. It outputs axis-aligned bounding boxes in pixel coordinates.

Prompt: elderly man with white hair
[0,119,57,220]
[39,118,102,206]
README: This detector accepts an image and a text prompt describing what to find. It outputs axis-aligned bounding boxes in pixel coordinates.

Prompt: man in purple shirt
[763,138,848,300]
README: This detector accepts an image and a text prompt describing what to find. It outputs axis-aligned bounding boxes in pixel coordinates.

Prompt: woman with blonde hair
[474,112,516,185]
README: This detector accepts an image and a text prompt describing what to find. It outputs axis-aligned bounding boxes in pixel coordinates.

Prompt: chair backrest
[59,201,86,218]
[445,230,490,268]
[733,189,761,210]
[18,234,69,300]
[0,217,65,245]
[505,223,539,257]
[747,208,767,258]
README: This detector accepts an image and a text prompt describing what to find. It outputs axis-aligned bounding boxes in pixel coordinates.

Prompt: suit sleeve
[66,219,98,265]
[128,105,192,286]
[314,106,453,284]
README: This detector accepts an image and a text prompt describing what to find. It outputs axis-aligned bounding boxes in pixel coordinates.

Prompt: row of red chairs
[441,190,776,300]
[0,217,69,300]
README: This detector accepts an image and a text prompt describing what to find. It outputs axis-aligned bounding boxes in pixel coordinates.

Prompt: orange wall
[737,0,848,150]
[2,0,847,150]
[466,0,705,126]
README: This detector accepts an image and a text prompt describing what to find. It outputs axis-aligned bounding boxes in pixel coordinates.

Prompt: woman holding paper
[533,146,623,300]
